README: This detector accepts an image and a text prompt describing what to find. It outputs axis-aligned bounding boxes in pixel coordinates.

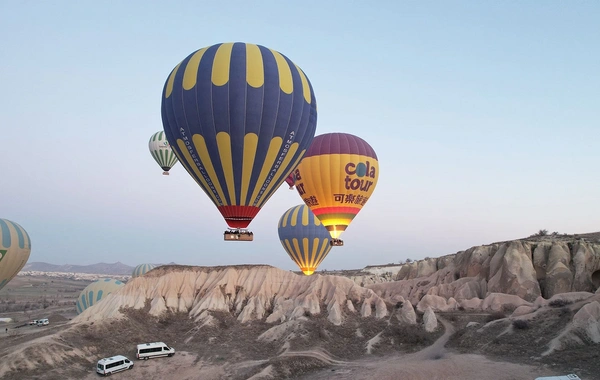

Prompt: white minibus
[136,342,175,360]
[96,355,134,376]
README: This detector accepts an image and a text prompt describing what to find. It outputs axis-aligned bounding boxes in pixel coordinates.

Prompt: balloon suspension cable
[224,228,254,241]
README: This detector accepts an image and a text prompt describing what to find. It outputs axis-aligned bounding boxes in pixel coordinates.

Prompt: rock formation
[73,265,389,326]
[366,239,600,306]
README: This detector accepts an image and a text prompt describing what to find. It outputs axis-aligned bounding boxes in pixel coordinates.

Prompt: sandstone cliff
[366,239,600,306]
[73,265,389,326]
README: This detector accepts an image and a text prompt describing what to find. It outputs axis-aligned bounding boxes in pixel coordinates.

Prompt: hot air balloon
[0,219,32,291]
[76,278,124,315]
[284,173,295,190]
[278,204,332,276]
[293,133,379,246]
[132,263,157,278]
[161,42,317,241]
[149,131,178,175]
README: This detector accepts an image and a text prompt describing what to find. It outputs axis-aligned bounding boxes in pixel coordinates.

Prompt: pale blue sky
[2,1,598,270]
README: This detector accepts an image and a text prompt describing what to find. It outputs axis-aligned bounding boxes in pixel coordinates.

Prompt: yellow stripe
[256,142,300,208]
[212,43,234,86]
[290,205,300,227]
[284,239,300,268]
[313,210,321,226]
[246,44,264,88]
[302,238,310,269]
[309,237,319,268]
[301,204,309,226]
[192,135,228,205]
[216,132,236,205]
[270,49,293,94]
[183,48,207,90]
[281,207,293,228]
[165,62,182,98]
[291,239,304,267]
[248,137,282,204]
[175,139,219,205]
[295,64,311,104]
[240,134,258,205]
[315,238,330,266]
[292,238,305,267]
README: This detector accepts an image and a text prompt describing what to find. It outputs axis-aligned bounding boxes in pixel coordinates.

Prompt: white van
[136,342,175,360]
[96,355,134,376]
[36,319,49,326]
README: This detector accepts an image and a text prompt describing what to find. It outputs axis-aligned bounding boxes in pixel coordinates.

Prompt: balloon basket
[162,171,170,175]
[330,239,344,247]
[224,229,254,241]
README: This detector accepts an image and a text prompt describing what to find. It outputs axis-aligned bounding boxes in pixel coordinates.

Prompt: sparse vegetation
[530,229,549,237]
[512,319,529,330]
[549,299,573,308]
[486,312,506,322]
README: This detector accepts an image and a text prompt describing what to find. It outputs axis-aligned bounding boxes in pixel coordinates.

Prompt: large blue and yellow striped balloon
[132,263,157,278]
[161,42,318,229]
[277,204,332,276]
[0,219,31,291]
[76,278,124,315]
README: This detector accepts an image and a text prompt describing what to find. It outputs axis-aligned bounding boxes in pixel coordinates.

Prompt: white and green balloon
[149,131,178,175]
[76,278,124,315]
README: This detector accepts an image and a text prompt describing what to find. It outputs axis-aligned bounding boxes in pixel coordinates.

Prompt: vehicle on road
[136,342,175,360]
[96,355,133,376]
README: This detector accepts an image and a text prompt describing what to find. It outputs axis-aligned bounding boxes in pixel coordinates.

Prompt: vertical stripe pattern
[161,42,318,228]
[277,204,332,275]
[76,278,124,315]
[149,131,179,173]
[132,263,157,278]
[0,219,32,292]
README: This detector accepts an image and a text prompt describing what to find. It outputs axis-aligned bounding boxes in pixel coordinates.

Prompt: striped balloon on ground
[149,131,178,175]
[0,218,32,291]
[132,263,157,278]
[277,204,332,276]
[76,278,124,315]
[161,42,318,230]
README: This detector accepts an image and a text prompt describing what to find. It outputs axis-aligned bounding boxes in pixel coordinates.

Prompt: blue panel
[0,219,11,248]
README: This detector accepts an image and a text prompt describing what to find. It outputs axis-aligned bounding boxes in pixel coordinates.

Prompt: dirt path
[293,317,559,380]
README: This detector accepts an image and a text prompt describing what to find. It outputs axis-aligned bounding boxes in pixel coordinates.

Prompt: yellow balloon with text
[293,133,379,242]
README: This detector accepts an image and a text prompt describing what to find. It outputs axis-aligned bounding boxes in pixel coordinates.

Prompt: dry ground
[1,275,597,380]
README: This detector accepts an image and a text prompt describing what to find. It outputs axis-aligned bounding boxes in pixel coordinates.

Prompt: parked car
[136,342,175,360]
[96,355,134,376]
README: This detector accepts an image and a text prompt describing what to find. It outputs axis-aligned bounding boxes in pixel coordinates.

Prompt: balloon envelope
[277,204,332,275]
[76,278,124,315]
[294,133,379,239]
[0,219,31,291]
[284,173,295,189]
[161,42,318,229]
[132,263,157,278]
[149,131,178,174]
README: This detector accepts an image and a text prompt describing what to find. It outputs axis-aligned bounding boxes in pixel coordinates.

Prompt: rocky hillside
[74,265,389,326]
[364,238,600,306]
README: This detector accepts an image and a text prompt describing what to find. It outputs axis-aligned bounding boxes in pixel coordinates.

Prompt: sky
[1,1,598,271]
